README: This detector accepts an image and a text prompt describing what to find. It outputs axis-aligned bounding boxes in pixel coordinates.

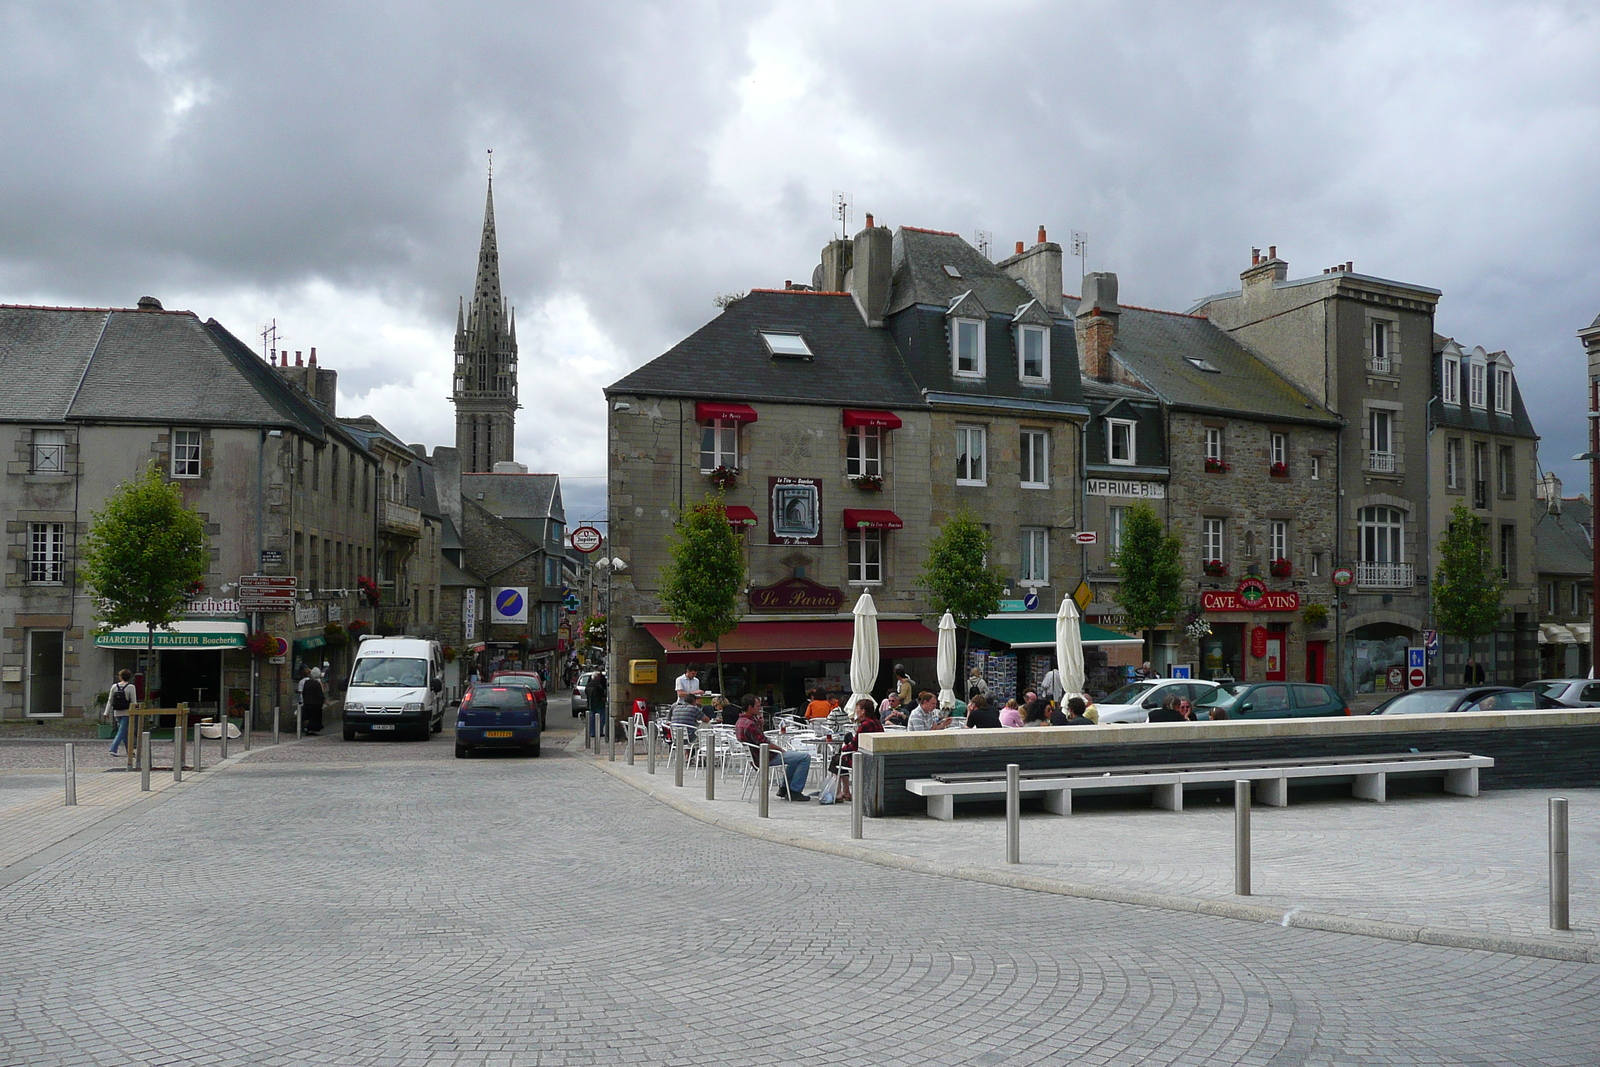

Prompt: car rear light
[1343,707,1353,716]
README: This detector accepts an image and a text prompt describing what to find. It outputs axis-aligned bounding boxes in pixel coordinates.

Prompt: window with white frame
[171,429,201,478]
[1108,419,1136,466]
[1020,528,1049,586]
[847,425,882,478]
[29,523,65,583]
[1019,430,1048,488]
[1202,518,1224,563]
[1310,454,1322,481]
[1494,364,1513,414]
[1446,438,1461,489]
[1311,551,1322,577]
[1572,582,1583,615]
[1442,353,1460,404]
[1370,321,1391,371]
[955,425,986,485]
[1368,409,1393,470]
[1270,520,1288,561]
[1108,506,1127,554]
[1358,506,1404,563]
[1469,360,1486,408]
[1270,432,1287,468]
[699,419,738,472]
[951,319,985,377]
[1018,325,1049,382]
[1204,426,1224,463]
[1498,445,1515,496]
[1547,581,1558,614]
[31,429,66,474]
[847,527,882,584]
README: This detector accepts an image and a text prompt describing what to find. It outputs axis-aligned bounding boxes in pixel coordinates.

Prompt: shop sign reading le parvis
[1200,590,1301,612]
[747,577,845,612]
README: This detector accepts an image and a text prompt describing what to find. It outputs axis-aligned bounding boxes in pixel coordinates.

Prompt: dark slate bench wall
[859,726,1600,816]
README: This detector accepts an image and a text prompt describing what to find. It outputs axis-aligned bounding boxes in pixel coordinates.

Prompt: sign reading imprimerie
[1085,478,1165,499]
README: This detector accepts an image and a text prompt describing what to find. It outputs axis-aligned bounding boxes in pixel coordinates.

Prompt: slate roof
[1535,506,1592,577]
[460,472,565,543]
[440,555,487,588]
[885,227,1038,317]
[607,290,925,409]
[1430,338,1539,439]
[1066,299,1339,425]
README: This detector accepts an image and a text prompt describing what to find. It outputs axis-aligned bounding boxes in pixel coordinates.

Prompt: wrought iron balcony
[1356,561,1413,589]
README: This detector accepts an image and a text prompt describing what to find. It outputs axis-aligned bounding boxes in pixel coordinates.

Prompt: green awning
[95,620,247,649]
[293,635,328,653]
[966,616,1142,649]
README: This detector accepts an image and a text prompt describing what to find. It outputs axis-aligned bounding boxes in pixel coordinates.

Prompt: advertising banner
[491,587,528,625]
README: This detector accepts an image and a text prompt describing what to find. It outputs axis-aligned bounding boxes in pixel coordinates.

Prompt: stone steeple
[451,175,519,473]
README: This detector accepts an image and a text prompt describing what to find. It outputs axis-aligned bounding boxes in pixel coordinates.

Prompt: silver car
[1089,678,1223,723]
[1523,679,1600,708]
[572,670,600,712]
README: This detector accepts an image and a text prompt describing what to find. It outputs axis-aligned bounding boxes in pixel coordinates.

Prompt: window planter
[1202,560,1229,578]
[849,474,884,492]
[357,575,381,606]
[708,465,738,491]
[1205,458,1230,473]
[1269,462,1289,477]
[1269,558,1292,579]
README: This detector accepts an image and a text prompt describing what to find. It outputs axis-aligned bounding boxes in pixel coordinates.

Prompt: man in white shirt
[674,666,702,702]
[906,692,949,732]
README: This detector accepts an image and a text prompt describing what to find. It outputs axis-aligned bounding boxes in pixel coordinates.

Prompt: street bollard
[758,744,770,819]
[1551,797,1570,931]
[625,722,635,765]
[220,709,229,760]
[296,705,302,741]
[1005,764,1021,865]
[244,706,252,751]
[850,753,863,840]
[64,744,76,806]
[1234,780,1251,895]
[273,705,280,746]
[673,729,684,788]
[174,714,186,782]
[608,716,616,762]
[585,711,594,750]
[704,730,715,801]
[647,722,657,775]
[194,722,203,773]
[139,731,151,792]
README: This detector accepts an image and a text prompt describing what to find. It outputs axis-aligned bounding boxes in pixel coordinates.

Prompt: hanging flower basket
[1205,458,1230,473]
[1269,557,1292,578]
[1185,617,1213,641]
[323,621,348,647]
[708,465,738,490]
[347,618,370,638]
[1202,560,1229,578]
[245,631,278,658]
[443,645,458,663]
[356,575,380,606]
[1302,603,1329,628]
[849,474,884,492]
[1269,461,1289,477]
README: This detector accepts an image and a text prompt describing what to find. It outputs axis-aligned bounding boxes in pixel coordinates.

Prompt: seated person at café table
[1021,700,1052,726]
[670,696,707,741]
[965,694,1003,730]
[1064,697,1094,726]
[805,688,832,722]
[737,693,810,800]
[907,691,950,731]
[999,699,1025,727]
[878,692,900,718]
[835,698,882,800]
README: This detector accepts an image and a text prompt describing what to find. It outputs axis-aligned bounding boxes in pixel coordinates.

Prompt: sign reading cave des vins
[1085,479,1165,499]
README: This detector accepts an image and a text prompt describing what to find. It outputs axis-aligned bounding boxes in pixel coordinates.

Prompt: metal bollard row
[139,731,151,792]
[1005,764,1020,865]
[64,743,77,806]
[673,729,684,788]
[194,721,203,773]
[1551,796,1570,931]
[758,743,770,819]
[1235,779,1251,895]
[646,721,657,775]
[704,730,715,800]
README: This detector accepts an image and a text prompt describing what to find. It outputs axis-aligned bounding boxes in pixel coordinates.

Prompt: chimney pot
[1345,260,1353,272]
[135,296,163,311]
[295,350,303,366]
[1251,247,1260,265]
[1037,226,1047,244]
[865,213,874,228]
[1268,245,1277,260]
[309,347,317,366]
[1015,240,1025,254]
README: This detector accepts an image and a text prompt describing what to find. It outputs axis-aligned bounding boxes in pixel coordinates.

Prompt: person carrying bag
[105,669,136,756]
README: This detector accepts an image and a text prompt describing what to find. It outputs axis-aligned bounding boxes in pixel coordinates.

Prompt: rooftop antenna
[832,190,852,240]
[260,318,280,364]
[974,229,993,260]
[1071,230,1088,283]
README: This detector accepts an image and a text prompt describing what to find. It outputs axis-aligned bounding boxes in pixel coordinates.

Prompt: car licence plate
[485,730,513,738]
[372,724,396,731]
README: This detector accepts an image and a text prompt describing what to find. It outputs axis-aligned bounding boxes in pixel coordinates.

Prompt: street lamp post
[594,555,627,742]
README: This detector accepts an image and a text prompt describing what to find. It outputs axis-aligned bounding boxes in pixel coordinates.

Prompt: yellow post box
[629,659,658,685]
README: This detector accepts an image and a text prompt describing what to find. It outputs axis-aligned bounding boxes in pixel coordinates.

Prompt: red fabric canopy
[695,401,759,423]
[842,508,904,529]
[842,408,903,429]
[724,505,758,526]
[642,620,937,663]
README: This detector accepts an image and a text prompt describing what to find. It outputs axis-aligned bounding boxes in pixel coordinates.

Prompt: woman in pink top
[999,699,1024,728]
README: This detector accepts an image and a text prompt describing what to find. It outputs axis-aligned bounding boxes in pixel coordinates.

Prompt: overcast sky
[3,1,1597,526]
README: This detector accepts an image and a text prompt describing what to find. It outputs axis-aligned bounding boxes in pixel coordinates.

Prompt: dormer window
[1441,351,1460,404]
[952,319,985,377]
[1493,361,1513,414]
[1468,357,1487,409]
[1018,325,1049,382]
[761,332,811,359]
[1108,419,1136,466]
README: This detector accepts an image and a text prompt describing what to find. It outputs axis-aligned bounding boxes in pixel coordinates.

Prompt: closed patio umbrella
[936,612,958,709]
[847,592,880,715]
[1056,595,1086,701]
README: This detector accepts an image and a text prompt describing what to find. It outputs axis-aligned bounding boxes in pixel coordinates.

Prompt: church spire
[470,176,503,339]
[451,162,519,474]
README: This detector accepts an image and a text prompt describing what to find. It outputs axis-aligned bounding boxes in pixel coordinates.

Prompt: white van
[343,636,446,741]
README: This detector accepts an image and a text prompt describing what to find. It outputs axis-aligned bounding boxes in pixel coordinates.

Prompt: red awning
[842,408,903,429]
[724,505,758,527]
[843,508,904,530]
[642,620,938,663]
[695,401,759,423]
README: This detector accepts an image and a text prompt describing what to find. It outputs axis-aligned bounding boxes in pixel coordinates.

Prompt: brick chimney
[1074,272,1119,381]
[998,225,1063,316]
[1241,245,1288,303]
[275,348,338,417]
[847,215,892,327]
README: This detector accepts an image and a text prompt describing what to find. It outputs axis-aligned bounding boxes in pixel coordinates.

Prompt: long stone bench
[905,750,1494,821]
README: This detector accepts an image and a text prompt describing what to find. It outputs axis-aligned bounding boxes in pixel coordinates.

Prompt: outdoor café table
[801,733,846,780]
[121,706,198,771]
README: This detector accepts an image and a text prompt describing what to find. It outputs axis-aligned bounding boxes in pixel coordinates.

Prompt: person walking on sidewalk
[105,669,137,756]
[301,668,326,736]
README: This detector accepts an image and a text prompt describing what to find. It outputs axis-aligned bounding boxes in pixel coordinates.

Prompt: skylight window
[943,265,962,279]
[1186,357,1221,373]
[761,332,812,358]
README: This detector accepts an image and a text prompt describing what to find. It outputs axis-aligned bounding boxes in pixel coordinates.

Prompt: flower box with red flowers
[356,575,380,606]
[1269,558,1292,578]
[708,465,738,490]
[1269,462,1289,478]
[849,474,884,492]
[347,618,370,637]
[1202,560,1229,578]
[1204,458,1230,473]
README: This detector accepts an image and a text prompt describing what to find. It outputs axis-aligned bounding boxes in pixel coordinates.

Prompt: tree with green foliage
[920,508,1008,670]
[659,495,747,695]
[1111,503,1185,661]
[80,464,210,650]
[1433,503,1504,681]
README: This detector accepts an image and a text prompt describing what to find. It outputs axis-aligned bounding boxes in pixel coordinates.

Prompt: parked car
[1372,686,1565,716]
[343,636,446,742]
[456,683,541,758]
[1194,681,1349,720]
[1522,679,1600,708]
[490,670,547,721]
[572,670,601,713]
[1089,679,1223,723]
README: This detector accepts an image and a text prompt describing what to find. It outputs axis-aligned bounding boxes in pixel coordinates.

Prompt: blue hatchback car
[455,683,541,758]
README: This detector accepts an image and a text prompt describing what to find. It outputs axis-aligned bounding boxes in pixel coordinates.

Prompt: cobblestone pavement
[3,725,1599,1066]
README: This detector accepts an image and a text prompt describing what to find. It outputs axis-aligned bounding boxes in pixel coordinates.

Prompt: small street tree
[80,463,210,650]
[920,508,1008,672]
[1433,503,1504,681]
[1111,503,1185,661]
[659,495,747,695]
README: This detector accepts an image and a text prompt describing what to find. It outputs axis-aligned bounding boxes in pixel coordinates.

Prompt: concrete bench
[905,750,1494,821]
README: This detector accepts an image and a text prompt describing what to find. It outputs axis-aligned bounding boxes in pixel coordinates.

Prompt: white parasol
[936,611,958,709]
[846,591,880,716]
[1056,595,1086,701]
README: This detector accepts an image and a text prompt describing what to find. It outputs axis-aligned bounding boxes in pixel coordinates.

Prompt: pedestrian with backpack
[105,669,137,756]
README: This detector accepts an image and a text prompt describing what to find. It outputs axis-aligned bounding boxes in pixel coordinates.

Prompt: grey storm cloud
[2,1,1599,512]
